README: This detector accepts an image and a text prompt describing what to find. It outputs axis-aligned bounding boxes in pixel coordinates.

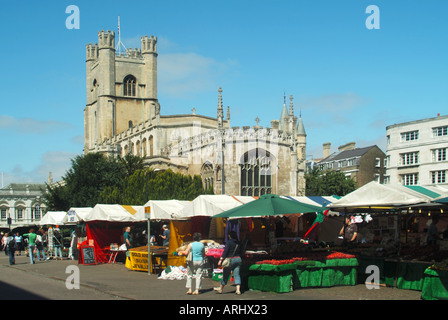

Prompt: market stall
[38,211,67,226]
[61,207,92,225]
[210,194,334,292]
[79,204,143,264]
[328,181,448,293]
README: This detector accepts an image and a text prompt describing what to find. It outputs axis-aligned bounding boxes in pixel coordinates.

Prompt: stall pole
[393,209,403,288]
[145,206,151,275]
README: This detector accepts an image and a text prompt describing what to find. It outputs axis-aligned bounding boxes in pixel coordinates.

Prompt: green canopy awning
[435,197,448,204]
[213,194,324,219]
[405,185,441,199]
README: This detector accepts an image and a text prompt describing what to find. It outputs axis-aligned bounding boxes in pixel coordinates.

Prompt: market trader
[160,225,170,246]
[124,226,132,250]
[339,216,358,244]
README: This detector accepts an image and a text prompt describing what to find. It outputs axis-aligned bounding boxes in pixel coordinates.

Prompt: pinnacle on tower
[289,94,294,116]
[279,93,288,131]
[217,87,223,130]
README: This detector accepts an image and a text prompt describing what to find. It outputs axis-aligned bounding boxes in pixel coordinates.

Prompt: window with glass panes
[432,171,446,184]
[240,149,272,196]
[402,173,418,185]
[433,126,448,137]
[432,148,447,162]
[400,152,419,166]
[401,130,419,142]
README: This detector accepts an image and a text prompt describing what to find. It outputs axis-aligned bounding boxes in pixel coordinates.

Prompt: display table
[421,268,448,300]
[357,256,431,291]
[125,246,168,273]
[295,258,358,289]
[247,257,358,293]
[108,248,127,264]
[248,263,302,293]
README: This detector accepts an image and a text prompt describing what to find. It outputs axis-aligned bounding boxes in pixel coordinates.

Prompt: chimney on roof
[338,142,356,152]
[323,142,331,159]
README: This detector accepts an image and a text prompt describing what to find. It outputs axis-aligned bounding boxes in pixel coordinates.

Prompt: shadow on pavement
[0,281,48,300]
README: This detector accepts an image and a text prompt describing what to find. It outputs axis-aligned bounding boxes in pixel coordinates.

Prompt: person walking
[5,233,16,265]
[23,229,37,264]
[53,228,63,260]
[35,230,47,262]
[14,232,23,256]
[214,231,242,295]
[182,232,205,295]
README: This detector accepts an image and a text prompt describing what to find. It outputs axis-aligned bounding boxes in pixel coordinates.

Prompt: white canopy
[177,195,256,218]
[38,211,67,226]
[61,207,92,224]
[134,200,191,221]
[328,181,434,211]
[84,204,143,223]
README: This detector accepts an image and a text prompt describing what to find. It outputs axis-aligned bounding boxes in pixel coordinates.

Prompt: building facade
[385,114,448,186]
[84,30,307,196]
[0,184,46,230]
[318,142,386,187]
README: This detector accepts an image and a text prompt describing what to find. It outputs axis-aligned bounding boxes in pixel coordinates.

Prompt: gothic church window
[123,75,137,97]
[201,162,214,192]
[240,149,272,196]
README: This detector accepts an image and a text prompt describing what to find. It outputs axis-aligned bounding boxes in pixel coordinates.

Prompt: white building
[0,184,46,231]
[385,114,448,187]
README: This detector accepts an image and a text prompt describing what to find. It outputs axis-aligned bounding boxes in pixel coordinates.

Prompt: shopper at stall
[182,232,205,295]
[339,216,358,245]
[214,231,242,295]
[160,225,170,246]
[23,229,37,264]
[428,215,440,246]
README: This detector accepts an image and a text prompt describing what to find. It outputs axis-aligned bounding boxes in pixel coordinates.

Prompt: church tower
[84,30,159,153]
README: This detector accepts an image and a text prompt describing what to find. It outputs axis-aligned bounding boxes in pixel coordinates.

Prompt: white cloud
[158,52,237,98]
[0,115,73,134]
[299,92,370,113]
[119,35,238,99]
[1,151,76,187]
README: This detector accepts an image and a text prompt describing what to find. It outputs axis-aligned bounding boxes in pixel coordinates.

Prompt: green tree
[120,153,145,176]
[43,153,132,210]
[100,169,209,205]
[305,167,357,197]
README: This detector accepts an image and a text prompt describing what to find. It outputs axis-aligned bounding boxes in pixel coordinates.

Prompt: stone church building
[84,30,307,196]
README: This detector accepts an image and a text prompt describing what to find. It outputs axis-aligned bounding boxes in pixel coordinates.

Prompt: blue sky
[0,0,447,186]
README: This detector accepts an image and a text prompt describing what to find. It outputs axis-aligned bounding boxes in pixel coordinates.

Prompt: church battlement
[86,43,99,61]
[141,35,157,54]
[115,47,143,59]
[98,30,115,49]
[167,126,295,157]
